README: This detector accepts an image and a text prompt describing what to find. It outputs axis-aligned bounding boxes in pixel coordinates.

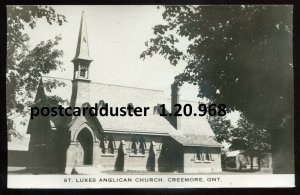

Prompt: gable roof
[42,76,217,140]
[97,108,174,135]
[43,76,175,135]
[170,134,221,147]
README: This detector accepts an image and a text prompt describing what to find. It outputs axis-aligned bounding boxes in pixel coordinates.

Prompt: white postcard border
[7,174,295,188]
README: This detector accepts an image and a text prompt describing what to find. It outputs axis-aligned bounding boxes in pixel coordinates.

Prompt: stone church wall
[97,134,165,172]
[65,132,167,173]
[183,147,222,173]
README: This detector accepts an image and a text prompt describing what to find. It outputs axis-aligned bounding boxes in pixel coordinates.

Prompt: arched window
[139,137,146,154]
[205,152,211,161]
[196,151,202,161]
[100,137,107,154]
[80,65,87,78]
[100,136,115,154]
[194,148,212,163]
[131,137,138,154]
[130,136,147,156]
[107,136,115,154]
[195,149,203,162]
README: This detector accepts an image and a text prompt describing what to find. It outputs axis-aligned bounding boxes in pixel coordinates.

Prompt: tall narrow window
[80,66,87,77]
[100,137,107,154]
[205,152,211,161]
[196,152,202,161]
[131,137,138,154]
[195,149,203,162]
[130,137,146,156]
[107,136,115,154]
[139,137,146,154]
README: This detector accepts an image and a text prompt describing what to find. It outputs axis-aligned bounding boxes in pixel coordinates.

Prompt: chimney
[171,82,181,130]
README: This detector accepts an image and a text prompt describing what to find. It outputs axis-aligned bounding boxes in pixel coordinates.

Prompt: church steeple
[72,11,92,80]
[73,11,92,62]
[34,77,46,104]
[27,78,51,135]
[70,12,92,107]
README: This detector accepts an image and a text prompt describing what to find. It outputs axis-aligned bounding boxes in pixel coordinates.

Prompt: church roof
[97,108,174,135]
[42,76,218,145]
[34,77,46,103]
[42,76,174,135]
[73,11,92,61]
[170,134,221,147]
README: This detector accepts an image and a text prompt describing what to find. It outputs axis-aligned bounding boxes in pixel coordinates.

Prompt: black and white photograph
[6,5,294,188]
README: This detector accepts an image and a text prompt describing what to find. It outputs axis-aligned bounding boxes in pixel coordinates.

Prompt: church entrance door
[77,128,93,165]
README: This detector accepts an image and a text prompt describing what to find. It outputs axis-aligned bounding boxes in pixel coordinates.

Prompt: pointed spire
[27,78,50,134]
[73,11,92,62]
[34,77,46,104]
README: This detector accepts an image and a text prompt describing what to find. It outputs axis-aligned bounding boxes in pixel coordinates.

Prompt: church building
[26,12,222,174]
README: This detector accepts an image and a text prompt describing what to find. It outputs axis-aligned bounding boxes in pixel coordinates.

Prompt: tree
[208,115,233,143]
[230,115,271,170]
[7,5,67,141]
[141,5,293,173]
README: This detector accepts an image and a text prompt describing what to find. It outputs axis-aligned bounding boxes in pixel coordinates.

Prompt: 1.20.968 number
[159,104,226,117]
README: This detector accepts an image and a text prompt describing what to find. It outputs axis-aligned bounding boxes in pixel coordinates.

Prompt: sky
[25,5,194,99]
[15,5,240,135]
